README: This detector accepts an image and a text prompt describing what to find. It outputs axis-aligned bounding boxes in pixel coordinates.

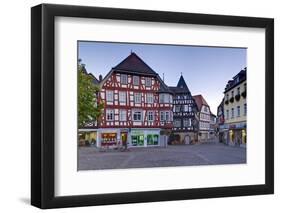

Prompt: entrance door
[121,132,127,146]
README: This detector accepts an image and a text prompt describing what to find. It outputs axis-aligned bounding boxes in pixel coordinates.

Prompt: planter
[229,97,234,103]
[241,91,246,98]
[235,94,241,101]
[225,100,229,105]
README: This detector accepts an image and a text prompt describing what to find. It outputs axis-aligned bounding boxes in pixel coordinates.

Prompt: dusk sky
[78,41,247,114]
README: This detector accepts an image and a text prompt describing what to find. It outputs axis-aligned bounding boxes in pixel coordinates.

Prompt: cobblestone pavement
[78,142,246,170]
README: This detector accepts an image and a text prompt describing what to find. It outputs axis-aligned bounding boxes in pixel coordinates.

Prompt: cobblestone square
[78,142,246,170]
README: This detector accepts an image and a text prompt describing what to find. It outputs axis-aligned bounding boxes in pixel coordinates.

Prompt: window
[231,91,234,97]
[204,106,208,112]
[133,110,142,121]
[175,105,181,112]
[133,76,140,85]
[146,93,154,104]
[120,74,127,84]
[147,134,159,146]
[106,90,113,102]
[119,110,127,121]
[145,77,152,87]
[170,95,173,103]
[244,104,247,116]
[147,111,154,121]
[159,94,165,103]
[237,106,240,117]
[174,119,181,127]
[119,91,126,103]
[134,93,141,103]
[165,111,170,121]
[183,119,189,127]
[226,109,229,120]
[160,111,165,121]
[160,94,170,103]
[184,105,188,112]
[226,94,229,100]
[231,108,234,118]
[106,109,114,121]
[237,87,240,95]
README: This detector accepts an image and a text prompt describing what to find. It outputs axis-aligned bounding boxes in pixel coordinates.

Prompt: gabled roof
[112,52,157,76]
[169,75,191,94]
[157,75,173,94]
[193,94,209,111]
[88,73,99,85]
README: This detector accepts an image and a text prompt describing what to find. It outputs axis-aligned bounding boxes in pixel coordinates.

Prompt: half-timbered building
[193,94,212,142]
[169,75,198,144]
[97,52,173,148]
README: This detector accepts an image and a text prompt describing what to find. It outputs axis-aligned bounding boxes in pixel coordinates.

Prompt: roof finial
[131,49,133,54]
[181,72,182,76]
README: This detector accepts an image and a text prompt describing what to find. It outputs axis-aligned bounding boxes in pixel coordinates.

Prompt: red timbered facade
[96,52,173,148]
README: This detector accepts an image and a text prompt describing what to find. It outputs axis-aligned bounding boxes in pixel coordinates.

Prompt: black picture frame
[31,3,274,209]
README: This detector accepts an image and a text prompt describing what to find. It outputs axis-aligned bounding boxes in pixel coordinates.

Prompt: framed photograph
[31,3,274,209]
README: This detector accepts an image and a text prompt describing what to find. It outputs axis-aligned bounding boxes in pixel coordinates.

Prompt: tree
[78,59,104,128]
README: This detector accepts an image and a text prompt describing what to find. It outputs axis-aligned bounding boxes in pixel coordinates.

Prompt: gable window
[133,110,142,121]
[120,74,127,84]
[106,90,113,102]
[133,76,140,85]
[106,109,114,121]
[145,77,152,87]
[119,91,126,103]
[119,110,127,121]
[134,93,142,104]
[146,93,154,104]
[147,111,154,121]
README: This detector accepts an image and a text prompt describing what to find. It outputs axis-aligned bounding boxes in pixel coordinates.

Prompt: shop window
[131,134,144,146]
[147,134,159,145]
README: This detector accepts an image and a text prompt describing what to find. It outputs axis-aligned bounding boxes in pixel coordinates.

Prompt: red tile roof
[193,94,209,110]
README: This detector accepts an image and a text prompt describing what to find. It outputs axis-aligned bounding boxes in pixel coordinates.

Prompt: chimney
[99,74,103,82]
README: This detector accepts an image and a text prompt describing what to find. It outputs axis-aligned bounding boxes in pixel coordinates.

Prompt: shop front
[78,129,97,146]
[130,129,161,147]
[227,122,246,147]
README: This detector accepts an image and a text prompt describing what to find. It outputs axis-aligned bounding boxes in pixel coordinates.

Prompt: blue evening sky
[78,41,247,114]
